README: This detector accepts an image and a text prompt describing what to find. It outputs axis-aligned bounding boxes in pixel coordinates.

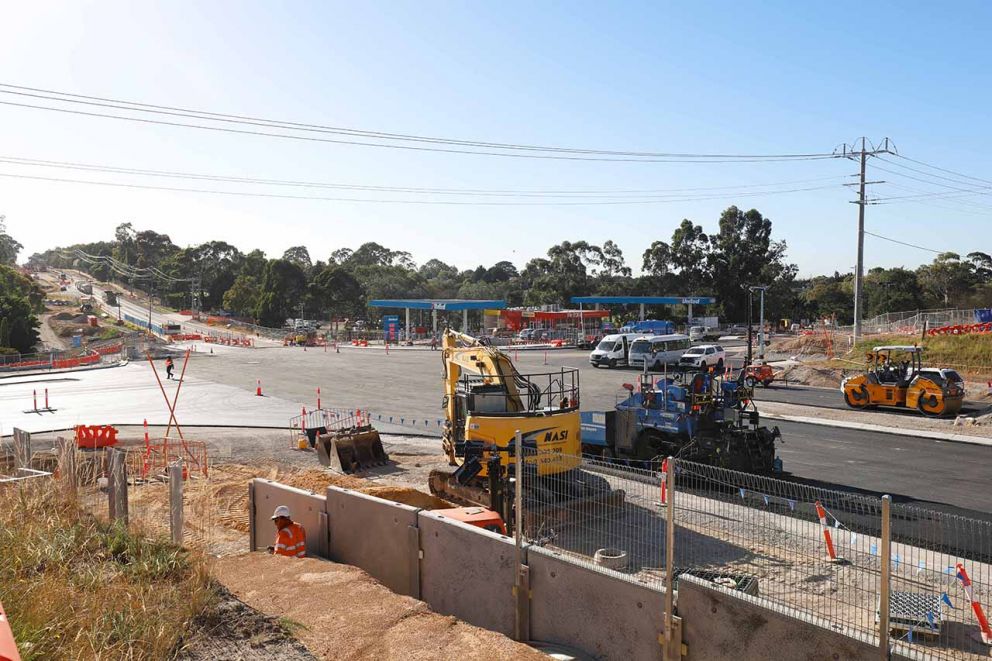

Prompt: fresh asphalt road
[775,420,991,518]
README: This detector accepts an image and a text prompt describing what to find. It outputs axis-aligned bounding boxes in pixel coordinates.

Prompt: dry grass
[0,481,216,660]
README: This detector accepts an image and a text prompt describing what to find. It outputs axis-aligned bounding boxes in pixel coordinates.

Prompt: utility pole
[749,286,767,361]
[745,288,753,367]
[837,137,895,341]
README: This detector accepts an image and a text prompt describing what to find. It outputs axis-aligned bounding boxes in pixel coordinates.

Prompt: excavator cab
[841,345,964,417]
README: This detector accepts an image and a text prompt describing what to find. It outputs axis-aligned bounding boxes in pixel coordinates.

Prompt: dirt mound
[357,486,452,510]
[52,311,76,321]
[214,553,546,661]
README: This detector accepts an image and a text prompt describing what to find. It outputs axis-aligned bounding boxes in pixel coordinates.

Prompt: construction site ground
[209,554,546,661]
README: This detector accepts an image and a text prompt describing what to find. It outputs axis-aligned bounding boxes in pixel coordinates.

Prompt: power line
[0,82,842,163]
[0,170,845,206]
[0,154,853,198]
[863,231,944,254]
[893,153,992,187]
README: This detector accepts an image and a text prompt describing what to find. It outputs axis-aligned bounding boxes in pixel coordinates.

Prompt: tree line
[20,208,992,334]
[0,215,43,353]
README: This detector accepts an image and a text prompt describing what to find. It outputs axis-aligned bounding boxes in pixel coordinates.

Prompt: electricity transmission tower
[835,137,896,340]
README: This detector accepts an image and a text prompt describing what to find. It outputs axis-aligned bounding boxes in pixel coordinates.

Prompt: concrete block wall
[325,486,420,597]
[528,546,666,661]
[247,479,905,661]
[250,479,329,558]
[678,574,882,661]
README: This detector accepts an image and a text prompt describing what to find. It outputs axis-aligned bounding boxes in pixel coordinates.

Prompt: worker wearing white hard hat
[267,505,307,558]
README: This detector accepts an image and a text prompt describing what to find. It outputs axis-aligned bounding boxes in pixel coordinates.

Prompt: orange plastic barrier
[74,425,119,449]
[928,322,992,336]
[0,597,20,661]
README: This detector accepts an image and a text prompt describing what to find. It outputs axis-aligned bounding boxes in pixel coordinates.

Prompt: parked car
[678,344,726,370]
[518,329,535,341]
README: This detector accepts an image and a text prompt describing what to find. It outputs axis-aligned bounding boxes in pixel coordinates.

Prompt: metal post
[664,456,676,654]
[687,302,693,330]
[514,429,523,553]
[405,307,410,342]
[513,429,528,641]
[879,495,891,658]
[462,308,468,333]
[169,460,184,545]
[639,302,645,321]
[758,288,766,361]
[745,289,753,367]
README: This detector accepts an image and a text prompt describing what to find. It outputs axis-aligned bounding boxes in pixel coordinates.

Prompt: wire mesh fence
[520,450,667,587]
[519,450,992,660]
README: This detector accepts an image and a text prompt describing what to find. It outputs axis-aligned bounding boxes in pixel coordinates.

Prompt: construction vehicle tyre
[917,394,942,417]
[844,385,869,408]
[762,380,773,388]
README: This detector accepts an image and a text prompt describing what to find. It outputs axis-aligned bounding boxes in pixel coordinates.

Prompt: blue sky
[1,1,990,275]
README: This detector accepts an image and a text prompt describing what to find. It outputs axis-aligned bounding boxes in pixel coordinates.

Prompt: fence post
[664,455,678,660]
[107,448,128,526]
[56,437,77,495]
[879,495,891,659]
[12,428,30,470]
[168,460,183,545]
[248,480,257,552]
[512,429,530,642]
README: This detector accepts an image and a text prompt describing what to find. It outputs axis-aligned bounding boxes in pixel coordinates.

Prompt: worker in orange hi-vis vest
[267,505,306,558]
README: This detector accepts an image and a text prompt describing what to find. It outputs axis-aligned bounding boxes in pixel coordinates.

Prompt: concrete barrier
[528,546,666,661]
[418,510,520,637]
[325,486,421,597]
[249,479,328,558]
[678,574,881,660]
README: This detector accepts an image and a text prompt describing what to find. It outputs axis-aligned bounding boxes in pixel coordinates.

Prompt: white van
[589,333,640,368]
[628,334,692,370]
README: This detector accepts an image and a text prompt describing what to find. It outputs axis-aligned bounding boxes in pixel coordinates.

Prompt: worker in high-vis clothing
[267,505,306,558]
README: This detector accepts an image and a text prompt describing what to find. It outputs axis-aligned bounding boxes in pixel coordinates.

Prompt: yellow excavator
[841,345,965,417]
[428,330,620,529]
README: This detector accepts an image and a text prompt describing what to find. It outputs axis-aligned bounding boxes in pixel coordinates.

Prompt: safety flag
[941,592,954,609]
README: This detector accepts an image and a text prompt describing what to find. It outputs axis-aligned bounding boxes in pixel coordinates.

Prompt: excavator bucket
[317,425,389,474]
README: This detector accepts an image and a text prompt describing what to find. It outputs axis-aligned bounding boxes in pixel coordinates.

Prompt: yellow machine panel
[464,409,582,477]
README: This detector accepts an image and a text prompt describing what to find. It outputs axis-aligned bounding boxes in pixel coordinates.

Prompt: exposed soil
[177,584,316,660]
[213,553,546,661]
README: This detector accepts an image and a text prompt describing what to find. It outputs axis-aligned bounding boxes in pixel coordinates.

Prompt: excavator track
[428,469,493,509]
